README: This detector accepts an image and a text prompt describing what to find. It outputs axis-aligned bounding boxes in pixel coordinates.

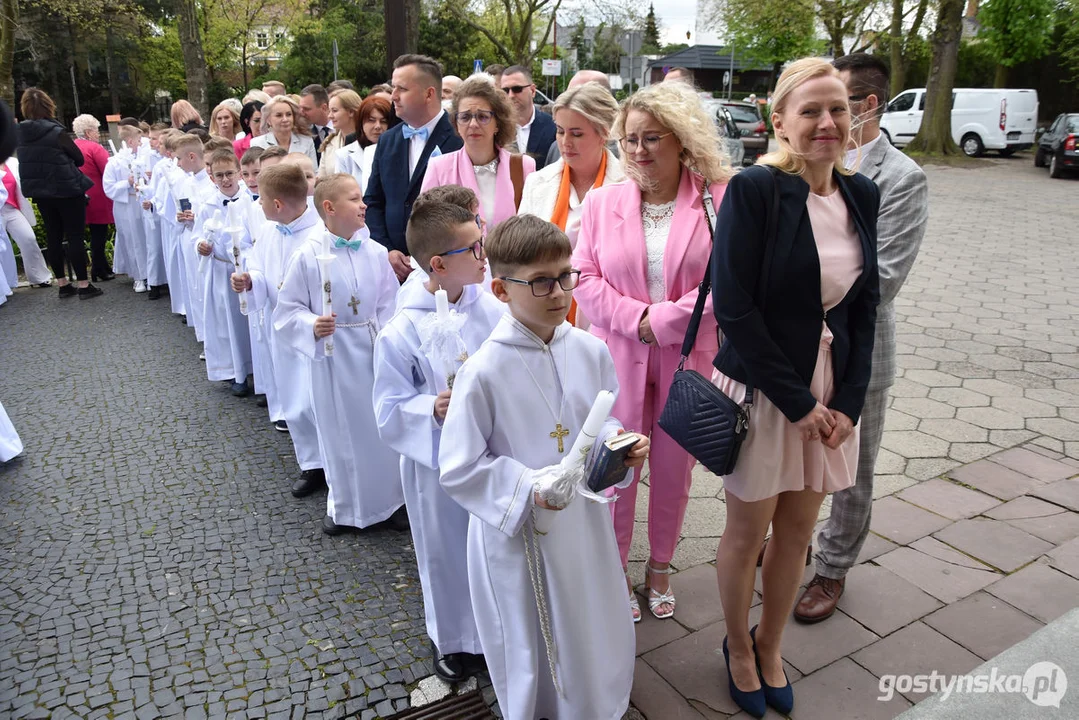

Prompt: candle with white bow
[198,210,224,278]
[315,232,335,357]
[224,201,248,313]
[416,286,470,392]
[108,139,118,156]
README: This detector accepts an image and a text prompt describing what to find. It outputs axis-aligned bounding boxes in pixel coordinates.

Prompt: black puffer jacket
[16,118,91,200]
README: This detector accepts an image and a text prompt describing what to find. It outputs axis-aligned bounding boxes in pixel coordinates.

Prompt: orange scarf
[550,152,607,325]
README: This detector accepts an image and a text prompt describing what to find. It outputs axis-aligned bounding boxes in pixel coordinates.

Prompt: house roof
[647,45,770,72]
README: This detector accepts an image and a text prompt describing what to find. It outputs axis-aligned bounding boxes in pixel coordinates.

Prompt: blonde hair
[118,124,141,146]
[451,75,517,150]
[242,89,272,105]
[258,164,308,205]
[173,133,203,156]
[260,96,311,137]
[283,152,315,173]
[552,82,619,140]
[209,102,241,138]
[170,99,203,129]
[313,173,359,220]
[72,114,100,138]
[758,57,854,177]
[324,90,362,146]
[613,81,733,190]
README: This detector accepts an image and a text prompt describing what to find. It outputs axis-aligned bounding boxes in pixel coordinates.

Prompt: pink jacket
[74,138,114,225]
[420,146,535,227]
[574,165,727,386]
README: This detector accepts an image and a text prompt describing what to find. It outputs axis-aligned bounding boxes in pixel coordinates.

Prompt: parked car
[1034,113,1078,178]
[880,88,1039,157]
[704,100,745,167]
[721,100,769,164]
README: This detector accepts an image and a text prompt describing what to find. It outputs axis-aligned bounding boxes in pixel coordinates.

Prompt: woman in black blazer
[709,58,880,718]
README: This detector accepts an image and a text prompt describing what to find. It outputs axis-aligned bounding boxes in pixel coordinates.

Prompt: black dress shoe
[387,506,410,532]
[92,271,115,282]
[32,281,52,288]
[78,284,103,300]
[321,514,346,536]
[291,468,326,498]
[148,286,162,300]
[432,643,468,683]
[274,420,288,432]
[255,394,268,407]
[161,283,170,295]
[230,380,251,397]
[58,284,77,299]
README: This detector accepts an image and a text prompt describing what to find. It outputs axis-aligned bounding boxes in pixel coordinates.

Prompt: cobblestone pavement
[2,155,1077,720]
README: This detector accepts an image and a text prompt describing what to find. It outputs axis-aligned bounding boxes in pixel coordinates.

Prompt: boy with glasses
[438,214,649,719]
[373,192,505,683]
[194,148,253,396]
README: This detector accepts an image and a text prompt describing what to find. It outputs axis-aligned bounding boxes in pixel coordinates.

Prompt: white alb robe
[139,151,168,287]
[274,228,403,528]
[373,280,505,654]
[245,208,325,470]
[152,157,187,316]
[102,153,147,281]
[193,190,253,383]
[180,170,213,339]
[0,399,22,462]
[438,316,635,720]
[0,184,16,291]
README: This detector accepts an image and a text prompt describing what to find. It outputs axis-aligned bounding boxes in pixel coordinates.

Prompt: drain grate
[383,689,496,720]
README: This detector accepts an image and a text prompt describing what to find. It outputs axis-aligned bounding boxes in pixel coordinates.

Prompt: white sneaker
[134,280,148,293]
[199,352,206,361]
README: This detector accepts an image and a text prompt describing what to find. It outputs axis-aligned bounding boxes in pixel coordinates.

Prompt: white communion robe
[373,280,505,655]
[102,152,147,281]
[152,158,187,316]
[193,190,253,383]
[0,184,16,291]
[245,208,325,470]
[274,227,403,528]
[140,151,168,288]
[0,399,22,462]
[181,170,214,340]
[438,316,636,720]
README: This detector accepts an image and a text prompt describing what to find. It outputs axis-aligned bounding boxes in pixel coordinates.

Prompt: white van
[880,88,1039,157]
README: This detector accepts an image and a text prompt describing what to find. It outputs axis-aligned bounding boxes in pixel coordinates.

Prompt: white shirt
[407,110,445,177]
[642,200,675,303]
[472,159,498,224]
[515,105,536,155]
[846,133,882,172]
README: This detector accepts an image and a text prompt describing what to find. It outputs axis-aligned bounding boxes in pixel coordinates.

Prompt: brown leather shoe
[793,574,845,623]
[756,537,814,567]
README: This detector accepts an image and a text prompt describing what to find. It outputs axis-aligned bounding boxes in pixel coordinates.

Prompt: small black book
[586,433,642,493]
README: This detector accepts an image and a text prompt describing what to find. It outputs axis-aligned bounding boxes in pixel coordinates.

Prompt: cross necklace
[334,243,364,316]
[512,328,570,454]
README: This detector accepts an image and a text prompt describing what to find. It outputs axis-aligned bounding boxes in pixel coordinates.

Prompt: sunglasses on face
[499,270,581,297]
[456,111,495,126]
[435,239,484,261]
[502,85,531,95]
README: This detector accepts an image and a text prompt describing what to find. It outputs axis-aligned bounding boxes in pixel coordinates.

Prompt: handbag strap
[677,168,781,407]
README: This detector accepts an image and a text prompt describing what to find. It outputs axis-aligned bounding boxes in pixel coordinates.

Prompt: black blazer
[525,108,556,171]
[711,164,880,425]
[364,112,464,255]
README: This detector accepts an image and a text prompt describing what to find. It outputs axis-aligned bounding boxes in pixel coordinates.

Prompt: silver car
[704,100,745,167]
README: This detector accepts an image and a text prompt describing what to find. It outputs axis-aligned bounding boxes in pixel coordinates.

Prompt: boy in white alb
[172,133,213,340]
[373,189,503,682]
[140,124,169,300]
[151,131,188,318]
[230,164,327,495]
[102,125,148,291]
[194,148,253,395]
[274,173,405,534]
[438,215,649,720]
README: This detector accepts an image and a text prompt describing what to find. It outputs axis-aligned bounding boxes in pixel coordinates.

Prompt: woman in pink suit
[421,75,534,228]
[72,114,115,281]
[574,81,734,622]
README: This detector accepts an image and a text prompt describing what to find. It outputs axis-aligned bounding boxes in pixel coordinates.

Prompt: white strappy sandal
[629,591,642,624]
[645,563,676,620]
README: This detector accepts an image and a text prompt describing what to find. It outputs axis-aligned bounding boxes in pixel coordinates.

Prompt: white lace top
[642,200,675,303]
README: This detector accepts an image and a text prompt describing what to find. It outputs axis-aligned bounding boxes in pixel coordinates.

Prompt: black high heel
[92,271,115,282]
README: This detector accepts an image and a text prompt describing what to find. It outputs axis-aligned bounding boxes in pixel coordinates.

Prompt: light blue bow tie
[402,125,429,142]
[275,224,293,236]
[334,236,362,251]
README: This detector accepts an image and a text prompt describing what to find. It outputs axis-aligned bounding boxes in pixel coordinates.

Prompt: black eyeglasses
[502,85,530,95]
[435,239,484,261]
[499,270,581,297]
[456,110,495,126]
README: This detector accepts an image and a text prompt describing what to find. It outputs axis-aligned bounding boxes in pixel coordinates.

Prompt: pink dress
[713,190,864,503]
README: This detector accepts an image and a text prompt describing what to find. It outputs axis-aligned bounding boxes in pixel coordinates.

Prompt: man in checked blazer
[793,53,929,622]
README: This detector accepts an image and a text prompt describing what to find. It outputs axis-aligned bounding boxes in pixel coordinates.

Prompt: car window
[919,93,926,110]
[1067,116,1079,133]
[723,105,760,123]
[889,93,916,112]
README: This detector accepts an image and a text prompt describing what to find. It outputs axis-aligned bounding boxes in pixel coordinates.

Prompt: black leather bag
[658,169,779,476]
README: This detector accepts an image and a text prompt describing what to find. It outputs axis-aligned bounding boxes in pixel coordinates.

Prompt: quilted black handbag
[658,169,779,476]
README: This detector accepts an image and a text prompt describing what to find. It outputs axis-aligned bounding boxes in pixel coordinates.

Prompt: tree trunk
[384,0,420,77]
[889,0,905,97]
[242,41,249,93]
[905,0,964,155]
[0,0,16,107]
[105,14,121,115]
[177,0,209,120]
[993,63,1009,88]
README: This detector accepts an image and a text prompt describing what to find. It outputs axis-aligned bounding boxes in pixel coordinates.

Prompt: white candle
[108,139,118,155]
[316,255,335,357]
[322,231,332,257]
[435,288,450,318]
[562,390,615,469]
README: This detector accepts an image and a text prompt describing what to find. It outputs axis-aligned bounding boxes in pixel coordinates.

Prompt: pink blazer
[420,146,535,227]
[74,138,114,225]
[574,165,727,392]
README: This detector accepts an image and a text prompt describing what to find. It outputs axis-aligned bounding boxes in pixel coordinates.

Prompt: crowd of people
[0,50,928,720]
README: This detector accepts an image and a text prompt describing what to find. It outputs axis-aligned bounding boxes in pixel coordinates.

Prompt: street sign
[723,71,731,87]
[541,59,562,76]
[474,59,483,74]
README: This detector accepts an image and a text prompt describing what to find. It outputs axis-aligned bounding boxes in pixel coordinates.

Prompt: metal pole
[70,65,80,116]
[728,43,735,100]
[332,39,339,81]
[627,33,634,95]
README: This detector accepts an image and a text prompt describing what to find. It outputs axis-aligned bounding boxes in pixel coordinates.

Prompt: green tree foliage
[419,1,501,77]
[641,3,661,54]
[978,0,1055,86]
[720,0,823,83]
[278,3,387,90]
[445,0,563,66]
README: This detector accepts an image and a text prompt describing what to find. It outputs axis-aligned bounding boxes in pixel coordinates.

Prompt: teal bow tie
[276,224,293,236]
[334,236,362,251]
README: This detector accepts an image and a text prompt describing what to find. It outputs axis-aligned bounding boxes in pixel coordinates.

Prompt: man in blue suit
[500,65,556,171]
[365,54,464,282]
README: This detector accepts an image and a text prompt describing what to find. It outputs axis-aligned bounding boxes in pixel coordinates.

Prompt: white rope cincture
[523,513,564,699]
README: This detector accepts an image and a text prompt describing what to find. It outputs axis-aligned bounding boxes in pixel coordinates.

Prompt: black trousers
[87,223,111,276]
[35,196,88,281]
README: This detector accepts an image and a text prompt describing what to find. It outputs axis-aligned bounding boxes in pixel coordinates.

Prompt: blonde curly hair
[613,82,733,190]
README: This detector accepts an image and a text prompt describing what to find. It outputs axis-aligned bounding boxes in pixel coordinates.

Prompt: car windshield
[1068,116,1079,133]
[724,105,760,123]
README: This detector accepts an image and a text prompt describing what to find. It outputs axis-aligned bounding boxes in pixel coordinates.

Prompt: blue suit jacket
[525,108,557,171]
[364,113,463,255]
